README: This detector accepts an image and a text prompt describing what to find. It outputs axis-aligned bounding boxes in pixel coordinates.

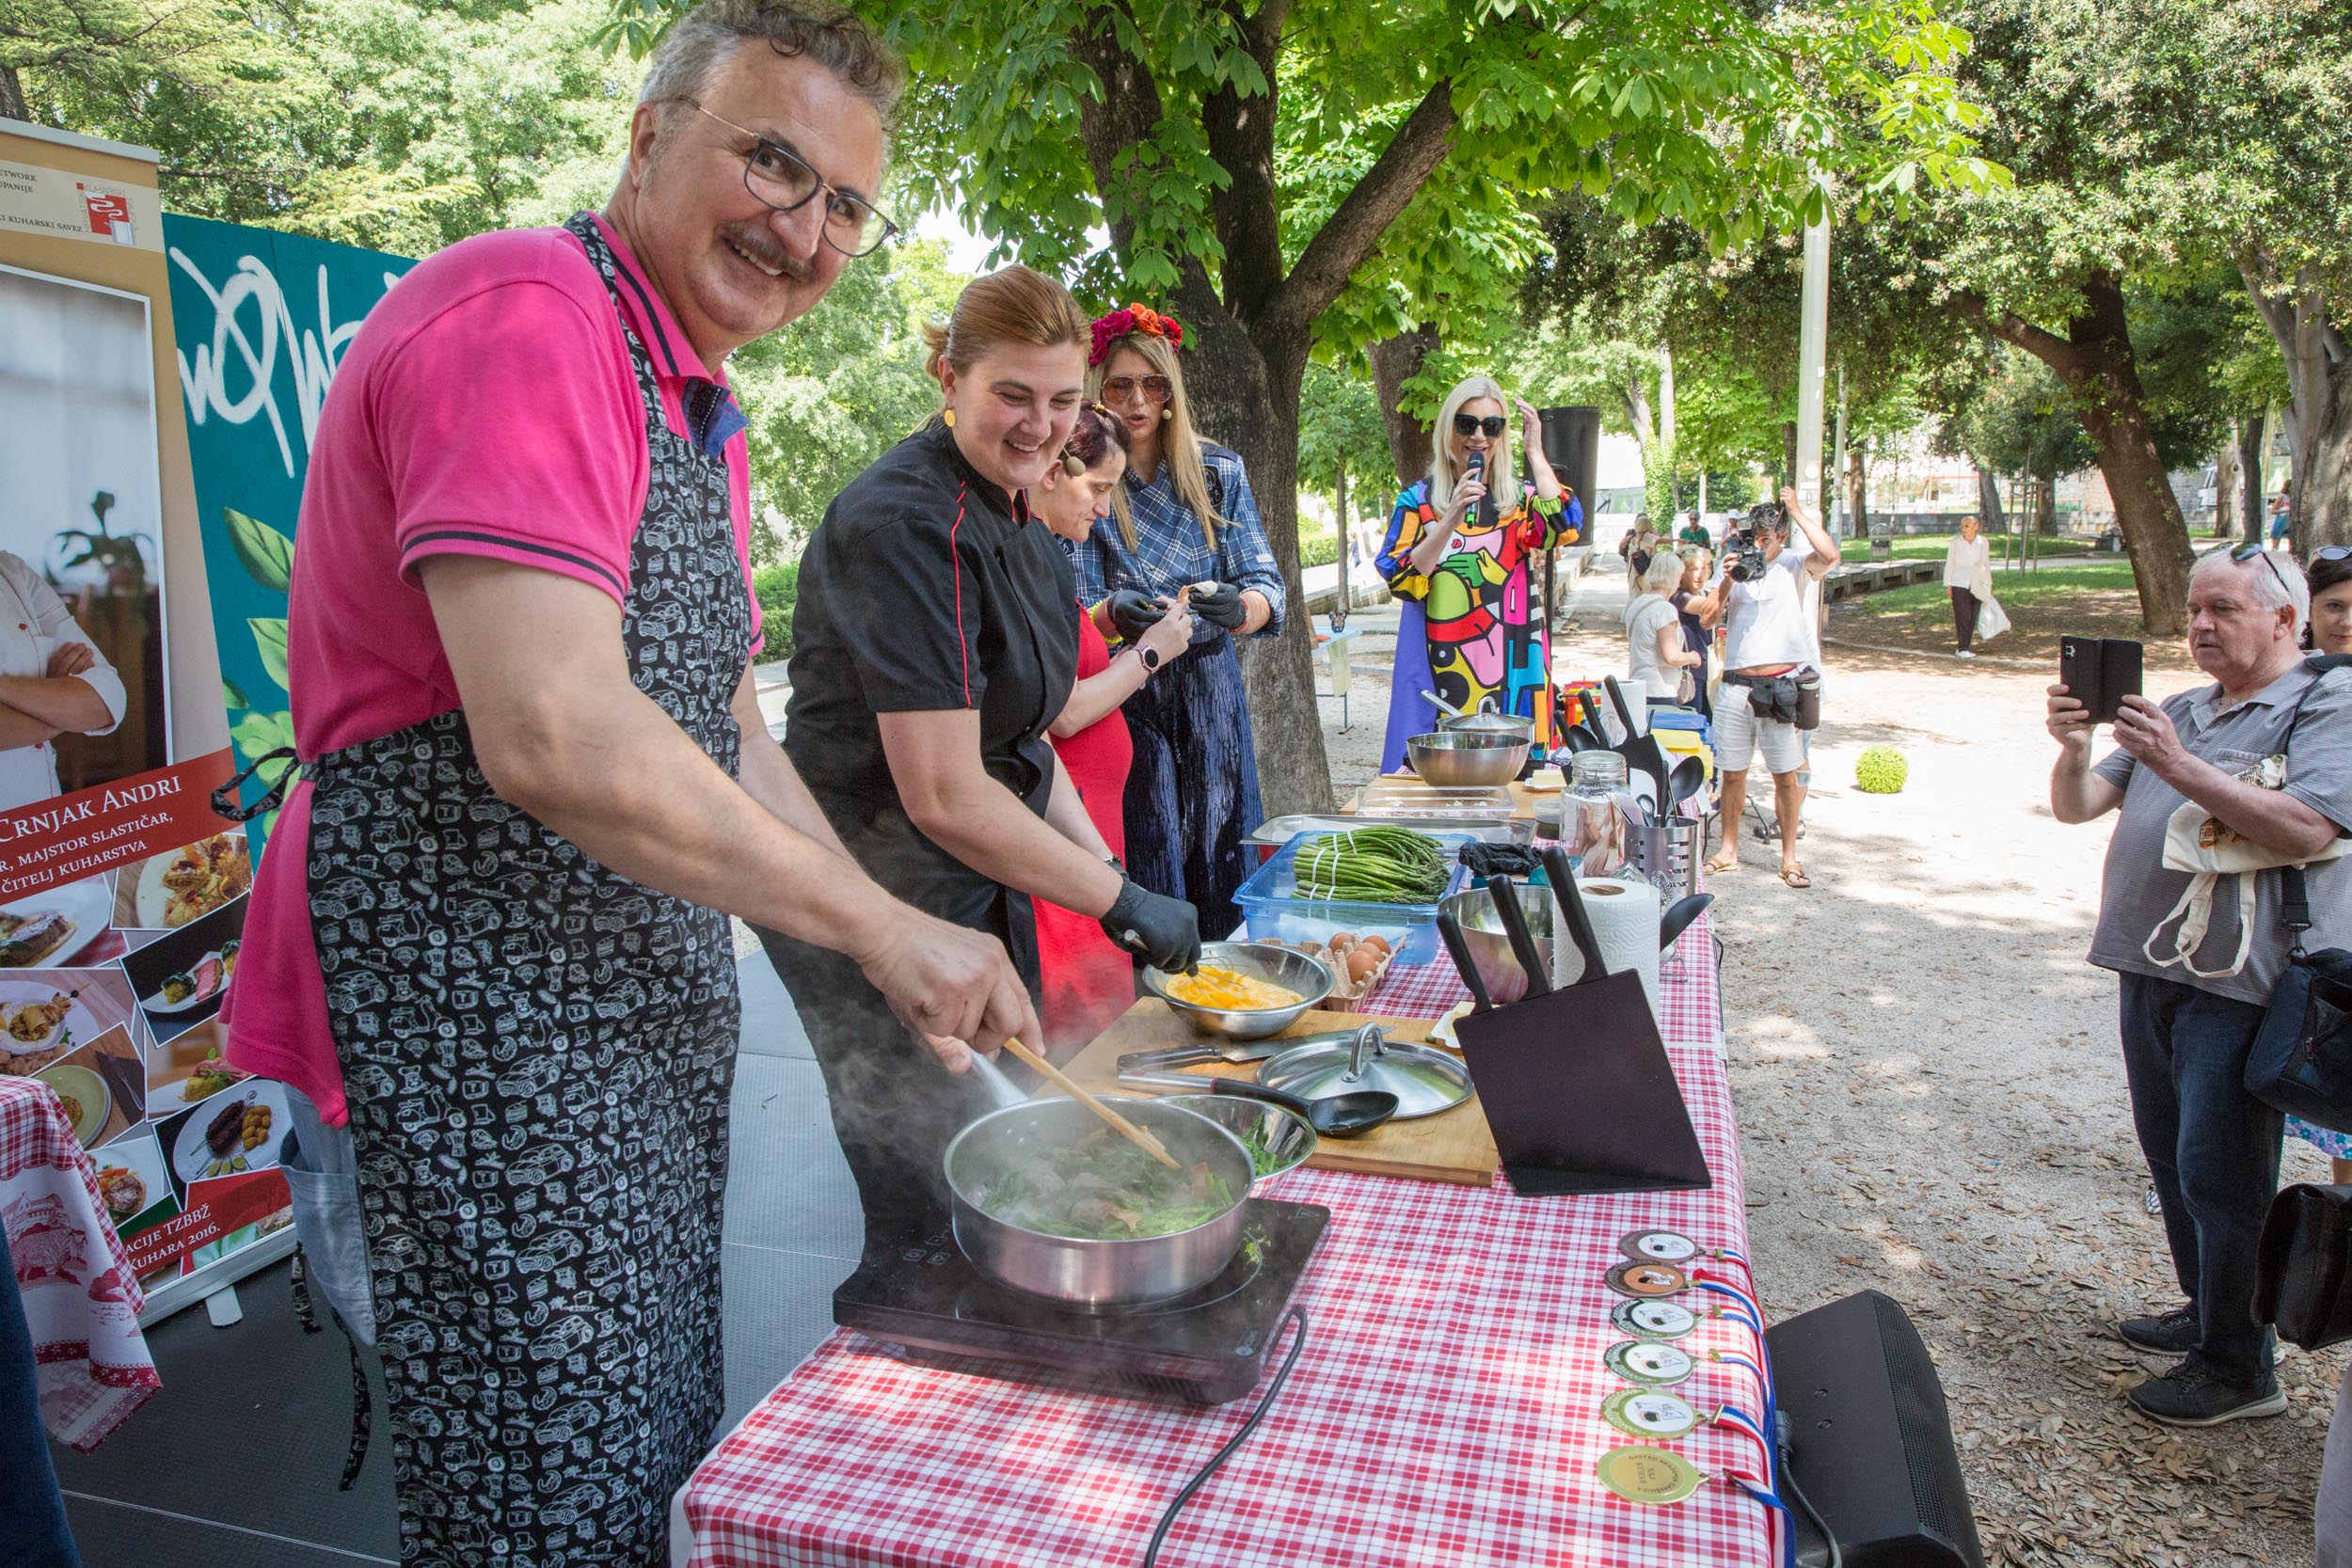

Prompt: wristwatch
[1139,645,1161,671]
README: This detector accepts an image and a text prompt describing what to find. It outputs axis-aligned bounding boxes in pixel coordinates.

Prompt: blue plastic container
[1232,830,1475,965]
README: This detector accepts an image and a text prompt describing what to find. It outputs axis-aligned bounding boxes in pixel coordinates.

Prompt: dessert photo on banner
[119,891,244,1045]
[0,263,173,810]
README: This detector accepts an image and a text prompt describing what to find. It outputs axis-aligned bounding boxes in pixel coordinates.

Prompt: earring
[1160,407,1172,422]
[943,408,956,429]
[1062,452,1085,477]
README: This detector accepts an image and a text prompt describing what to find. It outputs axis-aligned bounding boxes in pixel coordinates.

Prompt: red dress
[1038,603,1136,1054]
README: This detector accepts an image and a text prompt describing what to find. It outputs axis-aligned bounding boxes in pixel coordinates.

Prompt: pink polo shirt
[222,214,762,1126]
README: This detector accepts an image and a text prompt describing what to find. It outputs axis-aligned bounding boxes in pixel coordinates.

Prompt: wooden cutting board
[1061,999,1499,1187]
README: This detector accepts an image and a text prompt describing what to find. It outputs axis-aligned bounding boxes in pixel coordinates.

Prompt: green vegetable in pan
[970,1128,1237,1241]
[1294,827,1452,903]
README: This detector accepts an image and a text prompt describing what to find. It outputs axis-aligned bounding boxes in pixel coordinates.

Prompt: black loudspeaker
[1534,405,1601,512]
[1767,1290,1985,1568]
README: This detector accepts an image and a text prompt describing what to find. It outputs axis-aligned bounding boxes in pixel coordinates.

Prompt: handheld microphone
[1464,450,1497,529]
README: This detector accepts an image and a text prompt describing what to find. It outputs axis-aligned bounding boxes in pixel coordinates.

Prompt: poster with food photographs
[2,123,289,1310]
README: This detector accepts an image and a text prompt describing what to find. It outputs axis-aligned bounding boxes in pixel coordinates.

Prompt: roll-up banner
[0,120,365,1320]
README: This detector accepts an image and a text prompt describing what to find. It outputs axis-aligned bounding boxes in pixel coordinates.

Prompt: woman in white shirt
[0,552,127,810]
[1624,549,1700,701]
[1943,515,1993,658]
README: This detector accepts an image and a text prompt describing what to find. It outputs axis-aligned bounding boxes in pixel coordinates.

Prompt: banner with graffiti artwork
[164,214,416,855]
[0,122,275,1307]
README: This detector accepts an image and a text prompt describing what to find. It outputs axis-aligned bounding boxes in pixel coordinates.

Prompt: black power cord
[1139,1305,1310,1568]
[1774,1410,1842,1568]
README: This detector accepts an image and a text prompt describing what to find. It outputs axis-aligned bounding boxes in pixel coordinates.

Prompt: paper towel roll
[1551,876,1661,1019]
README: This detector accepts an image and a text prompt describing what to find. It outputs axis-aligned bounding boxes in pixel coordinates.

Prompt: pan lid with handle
[1259,1023,1473,1119]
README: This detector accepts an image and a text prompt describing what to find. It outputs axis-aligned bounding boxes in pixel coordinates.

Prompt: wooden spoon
[998,1036,1180,1169]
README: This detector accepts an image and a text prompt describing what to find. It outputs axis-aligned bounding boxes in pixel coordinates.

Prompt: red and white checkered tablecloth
[1,1076,158,1451]
[683,917,1766,1568]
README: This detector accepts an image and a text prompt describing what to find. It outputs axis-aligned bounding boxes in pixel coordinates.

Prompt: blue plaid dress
[1070,444,1285,935]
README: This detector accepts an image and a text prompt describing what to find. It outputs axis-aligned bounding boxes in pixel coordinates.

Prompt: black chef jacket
[785,421,1081,972]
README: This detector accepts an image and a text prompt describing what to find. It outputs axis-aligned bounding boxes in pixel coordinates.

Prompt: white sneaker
[1956,650,1976,659]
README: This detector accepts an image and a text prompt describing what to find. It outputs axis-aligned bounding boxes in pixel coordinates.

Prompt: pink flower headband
[1089,303,1185,366]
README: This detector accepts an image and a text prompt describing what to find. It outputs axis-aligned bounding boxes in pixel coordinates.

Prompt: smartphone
[2059,635,2143,724]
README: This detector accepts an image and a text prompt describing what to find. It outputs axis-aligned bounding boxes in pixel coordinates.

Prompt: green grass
[1858,558,2140,620]
[1850,533,2105,563]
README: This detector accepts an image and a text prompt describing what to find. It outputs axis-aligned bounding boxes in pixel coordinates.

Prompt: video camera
[1724,499,1788,582]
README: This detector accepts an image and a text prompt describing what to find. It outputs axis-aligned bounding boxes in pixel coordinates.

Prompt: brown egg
[1360,935,1392,958]
[1346,946,1380,983]
[1328,932,1357,950]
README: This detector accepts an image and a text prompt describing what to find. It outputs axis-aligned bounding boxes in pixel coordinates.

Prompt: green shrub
[1854,746,1909,794]
[754,562,799,659]
[1299,529,1340,570]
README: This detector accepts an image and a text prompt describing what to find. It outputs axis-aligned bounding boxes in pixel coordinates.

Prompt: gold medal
[1596,1445,1705,1506]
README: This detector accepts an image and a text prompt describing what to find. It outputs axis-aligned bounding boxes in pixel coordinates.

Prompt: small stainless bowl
[1159,1093,1318,1190]
[1438,882,1556,1005]
[1142,941,1335,1040]
[1407,731,1531,787]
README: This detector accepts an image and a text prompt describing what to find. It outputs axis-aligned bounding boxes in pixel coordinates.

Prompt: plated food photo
[126,832,253,928]
[0,875,112,968]
[0,980,94,1061]
[142,939,238,1016]
[146,1020,249,1105]
[35,1060,108,1147]
[167,1076,289,1186]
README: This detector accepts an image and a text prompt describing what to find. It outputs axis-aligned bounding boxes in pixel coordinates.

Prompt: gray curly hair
[637,1,905,129]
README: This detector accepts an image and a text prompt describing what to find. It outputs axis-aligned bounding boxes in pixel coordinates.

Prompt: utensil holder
[1625,816,1708,902]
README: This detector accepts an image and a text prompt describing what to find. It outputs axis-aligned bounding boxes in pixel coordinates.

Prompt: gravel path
[1317,565,2339,1566]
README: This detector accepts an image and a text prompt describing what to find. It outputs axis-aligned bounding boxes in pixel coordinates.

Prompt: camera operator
[1690,485,1839,887]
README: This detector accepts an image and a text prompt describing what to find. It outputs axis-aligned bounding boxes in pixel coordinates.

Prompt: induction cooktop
[833,1198,1328,1405]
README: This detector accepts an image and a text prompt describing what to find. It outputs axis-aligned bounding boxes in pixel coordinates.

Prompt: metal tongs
[1114,1027,1388,1077]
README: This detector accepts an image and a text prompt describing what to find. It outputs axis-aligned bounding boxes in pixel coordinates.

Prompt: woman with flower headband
[1375,375,1582,769]
[763,270,1200,1250]
[1073,303,1285,938]
[1030,401,1195,1050]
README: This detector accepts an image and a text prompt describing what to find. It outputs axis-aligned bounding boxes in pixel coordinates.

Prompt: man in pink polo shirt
[220,5,1037,1562]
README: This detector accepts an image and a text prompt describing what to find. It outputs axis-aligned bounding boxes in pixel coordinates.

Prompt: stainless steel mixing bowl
[1142,941,1336,1040]
[1406,731,1532,787]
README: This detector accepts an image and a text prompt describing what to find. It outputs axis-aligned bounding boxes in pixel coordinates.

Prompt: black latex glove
[1186,580,1248,630]
[1106,588,1169,644]
[1100,880,1201,974]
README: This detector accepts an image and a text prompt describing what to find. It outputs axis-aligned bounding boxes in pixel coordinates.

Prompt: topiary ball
[1854,746,1908,795]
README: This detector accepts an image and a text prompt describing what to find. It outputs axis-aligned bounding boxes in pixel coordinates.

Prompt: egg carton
[1263,931,1404,1005]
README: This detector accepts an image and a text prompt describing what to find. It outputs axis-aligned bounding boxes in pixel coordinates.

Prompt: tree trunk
[1334,462,1351,613]
[2215,424,2239,542]
[2242,258,2352,551]
[1846,446,1869,539]
[2239,411,2268,546]
[1781,420,1799,493]
[0,66,27,125]
[1976,465,2004,534]
[1368,326,1438,486]
[1964,273,2196,634]
[1171,309,1333,817]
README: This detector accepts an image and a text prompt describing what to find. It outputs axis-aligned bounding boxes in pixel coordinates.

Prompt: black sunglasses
[2231,541,2293,596]
[1453,414,1507,438]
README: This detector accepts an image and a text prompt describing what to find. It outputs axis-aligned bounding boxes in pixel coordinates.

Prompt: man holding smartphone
[2047,546,2352,1426]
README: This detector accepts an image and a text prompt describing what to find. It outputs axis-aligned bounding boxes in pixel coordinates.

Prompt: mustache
[720,221,815,283]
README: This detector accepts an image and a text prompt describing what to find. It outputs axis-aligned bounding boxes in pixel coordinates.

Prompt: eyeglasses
[2231,541,2293,597]
[1453,414,1507,438]
[679,99,899,258]
[1101,374,1173,406]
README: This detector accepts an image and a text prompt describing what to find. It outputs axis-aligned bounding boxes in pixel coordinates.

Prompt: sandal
[1779,864,1812,889]
[1705,852,1741,875]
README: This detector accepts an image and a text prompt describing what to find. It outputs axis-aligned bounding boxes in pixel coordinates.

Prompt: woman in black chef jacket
[759,266,1202,1255]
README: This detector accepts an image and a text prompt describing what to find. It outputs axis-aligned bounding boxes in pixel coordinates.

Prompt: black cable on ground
[1140,1305,1310,1568]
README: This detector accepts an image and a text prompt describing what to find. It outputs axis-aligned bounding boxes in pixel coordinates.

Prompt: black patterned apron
[306,213,748,1567]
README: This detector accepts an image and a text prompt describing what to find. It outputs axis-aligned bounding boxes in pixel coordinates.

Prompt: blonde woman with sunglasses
[1071,303,1285,937]
[1375,376,1582,770]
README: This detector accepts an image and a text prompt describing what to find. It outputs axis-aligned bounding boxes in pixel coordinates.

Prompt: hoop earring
[1062,451,1085,477]
[943,408,956,429]
[1160,407,1172,422]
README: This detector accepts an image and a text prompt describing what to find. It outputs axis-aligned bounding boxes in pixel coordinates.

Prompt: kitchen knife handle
[1487,875,1551,998]
[1540,846,1610,981]
[1436,910,1495,1013]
